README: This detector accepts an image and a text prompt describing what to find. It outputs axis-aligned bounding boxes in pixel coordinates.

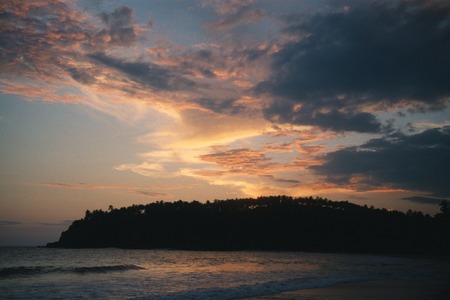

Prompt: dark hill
[47,196,450,255]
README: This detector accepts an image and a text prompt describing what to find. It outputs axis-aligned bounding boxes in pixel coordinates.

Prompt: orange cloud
[200,148,274,174]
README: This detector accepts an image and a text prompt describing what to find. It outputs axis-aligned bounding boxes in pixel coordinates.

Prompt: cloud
[38,220,73,227]
[0,1,154,91]
[98,6,137,46]
[258,0,450,132]
[0,0,91,79]
[264,100,382,133]
[40,182,191,193]
[0,1,152,111]
[0,221,21,227]
[204,0,265,31]
[196,98,246,114]
[204,0,255,15]
[168,109,269,148]
[264,175,300,185]
[135,191,168,198]
[196,140,322,180]
[121,123,338,198]
[0,0,270,120]
[4,0,448,208]
[88,52,196,91]
[0,80,82,103]
[200,148,274,174]
[41,182,142,190]
[207,7,265,31]
[157,43,273,91]
[402,196,449,205]
[311,126,450,197]
[157,126,332,195]
[114,162,167,178]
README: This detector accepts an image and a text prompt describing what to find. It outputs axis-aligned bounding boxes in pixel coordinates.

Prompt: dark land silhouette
[47,196,450,255]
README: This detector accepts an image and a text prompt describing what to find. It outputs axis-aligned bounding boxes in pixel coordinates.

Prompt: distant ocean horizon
[1,247,449,299]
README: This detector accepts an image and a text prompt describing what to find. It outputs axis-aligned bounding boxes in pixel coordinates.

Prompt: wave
[72,265,145,274]
[135,276,369,300]
[0,264,145,278]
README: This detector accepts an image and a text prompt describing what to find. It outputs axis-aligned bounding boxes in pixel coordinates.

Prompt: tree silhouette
[46,196,450,255]
[439,200,449,214]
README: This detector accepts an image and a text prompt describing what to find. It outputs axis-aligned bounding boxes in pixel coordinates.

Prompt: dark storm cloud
[265,99,381,132]
[89,52,196,91]
[311,126,450,197]
[258,0,450,132]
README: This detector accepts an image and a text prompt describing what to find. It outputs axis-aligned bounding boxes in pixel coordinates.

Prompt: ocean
[0,247,448,299]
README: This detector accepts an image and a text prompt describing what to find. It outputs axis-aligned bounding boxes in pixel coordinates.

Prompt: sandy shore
[242,278,450,299]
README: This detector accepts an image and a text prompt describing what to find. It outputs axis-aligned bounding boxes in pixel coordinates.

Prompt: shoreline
[42,245,450,258]
[242,278,450,299]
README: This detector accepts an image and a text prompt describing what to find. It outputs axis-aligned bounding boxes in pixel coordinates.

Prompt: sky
[1,0,450,246]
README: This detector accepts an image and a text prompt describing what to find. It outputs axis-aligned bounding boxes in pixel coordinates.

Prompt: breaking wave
[0,264,145,278]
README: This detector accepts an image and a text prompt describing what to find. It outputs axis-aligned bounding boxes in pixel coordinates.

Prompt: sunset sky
[1,0,450,245]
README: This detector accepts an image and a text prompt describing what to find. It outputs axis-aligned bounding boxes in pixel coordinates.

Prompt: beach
[244,278,450,299]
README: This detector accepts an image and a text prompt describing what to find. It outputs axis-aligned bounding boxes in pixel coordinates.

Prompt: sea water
[0,247,448,299]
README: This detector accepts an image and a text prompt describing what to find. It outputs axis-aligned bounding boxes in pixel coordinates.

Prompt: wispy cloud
[39,182,192,195]
[206,7,265,31]
[114,162,167,178]
[38,220,72,227]
[135,191,169,198]
[0,221,22,227]
[402,196,449,205]
[203,0,266,31]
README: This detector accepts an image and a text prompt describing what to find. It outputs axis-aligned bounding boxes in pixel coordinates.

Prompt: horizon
[1,0,450,246]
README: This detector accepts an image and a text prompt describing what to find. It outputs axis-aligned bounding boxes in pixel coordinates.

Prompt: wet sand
[243,278,450,299]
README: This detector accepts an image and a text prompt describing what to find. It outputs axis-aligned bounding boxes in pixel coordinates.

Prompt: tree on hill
[46,196,449,255]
